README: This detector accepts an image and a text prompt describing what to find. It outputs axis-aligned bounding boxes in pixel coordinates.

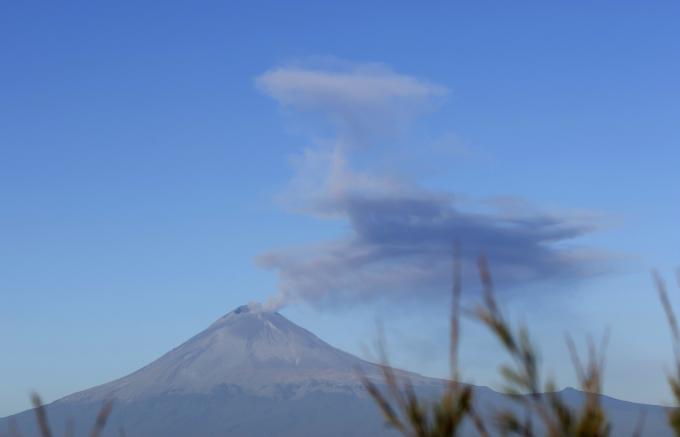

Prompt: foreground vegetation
[362,257,680,436]
[3,395,113,437]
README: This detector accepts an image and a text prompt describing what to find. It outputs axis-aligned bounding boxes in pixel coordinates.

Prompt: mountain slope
[62,304,437,404]
[1,305,672,436]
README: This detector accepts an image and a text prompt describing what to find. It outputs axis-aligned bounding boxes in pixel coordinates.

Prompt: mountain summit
[62,304,401,404]
[1,306,671,436]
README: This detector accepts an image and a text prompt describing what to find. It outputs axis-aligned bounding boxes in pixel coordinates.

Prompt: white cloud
[256,63,447,139]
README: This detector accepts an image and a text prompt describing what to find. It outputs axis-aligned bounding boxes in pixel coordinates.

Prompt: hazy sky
[2,1,679,417]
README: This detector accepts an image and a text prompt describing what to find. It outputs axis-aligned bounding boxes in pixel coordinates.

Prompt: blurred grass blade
[30,394,52,437]
[89,400,113,437]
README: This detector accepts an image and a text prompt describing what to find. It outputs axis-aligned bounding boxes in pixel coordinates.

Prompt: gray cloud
[258,167,599,309]
[256,62,602,310]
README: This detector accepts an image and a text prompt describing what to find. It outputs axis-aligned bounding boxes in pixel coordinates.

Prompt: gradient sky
[2,1,679,417]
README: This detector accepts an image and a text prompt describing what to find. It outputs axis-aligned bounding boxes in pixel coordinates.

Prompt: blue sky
[1,1,679,416]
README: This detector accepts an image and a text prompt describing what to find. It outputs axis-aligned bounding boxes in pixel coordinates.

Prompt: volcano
[1,305,672,436]
[55,304,441,406]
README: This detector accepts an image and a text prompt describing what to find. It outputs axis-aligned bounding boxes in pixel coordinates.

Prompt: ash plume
[256,61,603,310]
